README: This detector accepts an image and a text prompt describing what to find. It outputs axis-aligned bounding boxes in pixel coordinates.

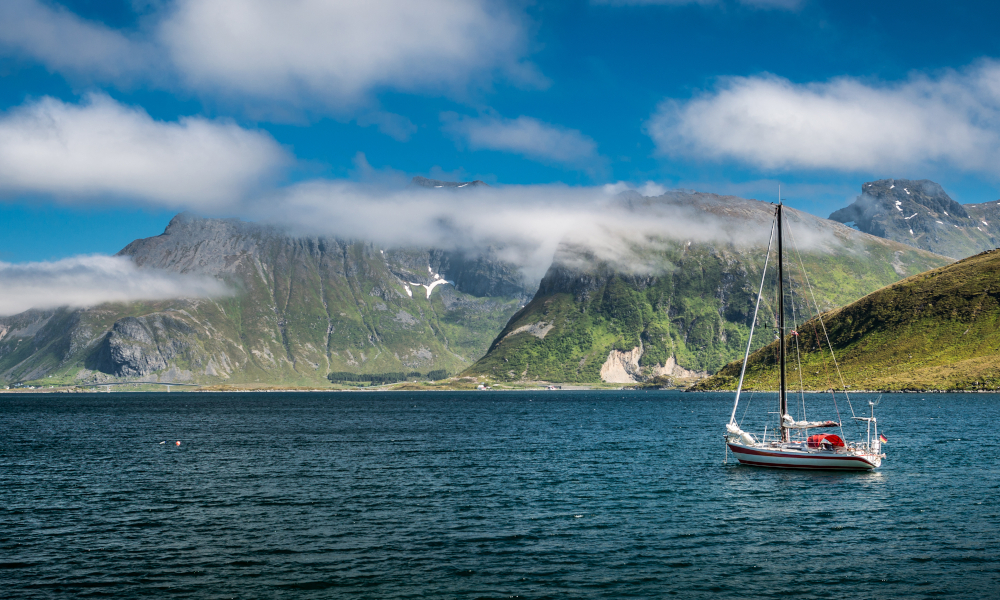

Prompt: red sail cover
[807,434,846,448]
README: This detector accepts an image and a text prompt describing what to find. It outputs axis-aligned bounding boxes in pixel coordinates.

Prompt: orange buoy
[175,440,181,446]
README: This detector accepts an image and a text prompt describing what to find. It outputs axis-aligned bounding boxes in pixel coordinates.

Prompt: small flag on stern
[879,433,888,443]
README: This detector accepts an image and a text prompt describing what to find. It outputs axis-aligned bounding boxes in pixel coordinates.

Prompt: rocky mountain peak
[828,178,998,259]
[858,178,968,219]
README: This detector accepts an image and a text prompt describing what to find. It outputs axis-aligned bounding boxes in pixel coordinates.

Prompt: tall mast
[777,200,789,442]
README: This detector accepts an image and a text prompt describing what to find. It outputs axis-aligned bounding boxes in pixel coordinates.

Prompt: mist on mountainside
[239,178,878,287]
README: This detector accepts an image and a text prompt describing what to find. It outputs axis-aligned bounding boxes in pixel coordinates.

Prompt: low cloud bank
[0,255,230,316]
[253,180,813,284]
[0,181,843,314]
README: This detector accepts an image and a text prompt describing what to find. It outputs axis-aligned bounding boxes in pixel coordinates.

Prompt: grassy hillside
[695,249,1000,392]
[464,196,953,384]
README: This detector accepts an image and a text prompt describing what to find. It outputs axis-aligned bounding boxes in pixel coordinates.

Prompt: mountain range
[0,177,979,388]
[0,211,530,386]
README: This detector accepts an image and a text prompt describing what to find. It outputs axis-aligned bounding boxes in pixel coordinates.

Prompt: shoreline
[3,385,1000,394]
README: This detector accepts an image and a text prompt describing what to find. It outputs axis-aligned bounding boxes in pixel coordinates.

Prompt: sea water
[2,391,998,598]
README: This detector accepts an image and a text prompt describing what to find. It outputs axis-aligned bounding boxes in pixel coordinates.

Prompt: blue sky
[3,0,1000,265]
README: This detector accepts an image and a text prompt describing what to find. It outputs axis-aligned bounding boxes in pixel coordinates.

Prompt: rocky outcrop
[94,315,198,378]
[600,347,644,383]
[648,356,705,379]
[599,347,706,383]
[500,321,554,343]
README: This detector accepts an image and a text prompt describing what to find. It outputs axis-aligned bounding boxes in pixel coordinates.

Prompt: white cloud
[638,181,668,196]
[0,0,153,81]
[647,61,1000,175]
[0,255,229,316]
[0,0,540,115]
[442,113,600,167]
[159,0,540,110]
[0,93,289,207]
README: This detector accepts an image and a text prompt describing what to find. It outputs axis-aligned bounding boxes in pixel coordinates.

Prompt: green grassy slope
[695,249,1000,392]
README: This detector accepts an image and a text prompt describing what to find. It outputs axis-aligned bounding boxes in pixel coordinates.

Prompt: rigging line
[785,229,852,442]
[786,265,807,422]
[737,355,758,427]
[739,387,754,427]
[729,212,777,425]
[792,309,807,422]
[786,231,858,442]
[785,222,857,420]
[737,350,762,428]
[811,318,839,421]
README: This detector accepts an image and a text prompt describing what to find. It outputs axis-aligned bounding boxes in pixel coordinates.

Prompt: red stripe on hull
[732,445,874,463]
[728,443,878,471]
[736,458,874,471]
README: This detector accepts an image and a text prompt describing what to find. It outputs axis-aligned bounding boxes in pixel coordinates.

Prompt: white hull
[727,442,881,471]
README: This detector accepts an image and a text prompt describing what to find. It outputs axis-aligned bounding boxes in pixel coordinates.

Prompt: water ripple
[2,391,999,598]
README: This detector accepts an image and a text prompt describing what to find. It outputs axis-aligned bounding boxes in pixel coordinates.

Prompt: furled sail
[782,414,840,429]
[726,422,757,445]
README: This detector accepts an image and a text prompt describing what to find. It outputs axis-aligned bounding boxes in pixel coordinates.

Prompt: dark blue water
[2,391,998,599]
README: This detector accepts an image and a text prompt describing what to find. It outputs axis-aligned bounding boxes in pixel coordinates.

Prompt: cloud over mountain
[249,180,829,285]
[647,61,1000,176]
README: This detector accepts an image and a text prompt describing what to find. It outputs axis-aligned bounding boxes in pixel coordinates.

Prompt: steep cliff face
[829,179,1000,259]
[0,213,532,386]
[465,192,953,383]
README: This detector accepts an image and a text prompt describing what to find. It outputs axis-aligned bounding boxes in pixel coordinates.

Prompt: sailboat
[724,200,886,471]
